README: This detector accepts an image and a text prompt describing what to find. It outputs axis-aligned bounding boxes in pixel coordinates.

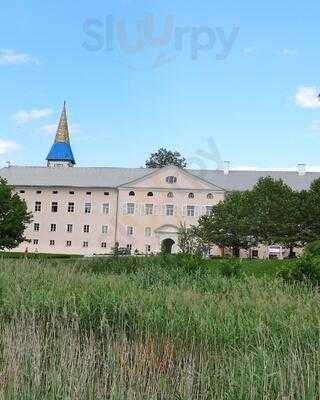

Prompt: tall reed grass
[0,257,318,399]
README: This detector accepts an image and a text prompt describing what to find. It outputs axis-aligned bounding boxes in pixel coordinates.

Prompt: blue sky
[1,0,320,171]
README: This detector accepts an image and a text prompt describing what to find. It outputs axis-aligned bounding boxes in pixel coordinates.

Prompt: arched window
[129,191,135,197]
[188,192,195,199]
[166,176,177,184]
[207,193,213,200]
[167,192,174,198]
[147,192,154,197]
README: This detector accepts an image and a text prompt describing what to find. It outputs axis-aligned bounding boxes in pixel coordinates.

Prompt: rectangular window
[127,226,134,236]
[51,202,58,213]
[251,250,259,258]
[68,202,75,213]
[86,192,92,195]
[166,205,174,216]
[126,244,132,252]
[145,244,151,253]
[206,206,213,216]
[19,190,25,194]
[35,201,41,212]
[102,203,110,215]
[50,224,57,232]
[101,242,107,248]
[69,191,75,195]
[102,225,108,234]
[52,191,58,194]
[145,227,152,237]
[84,225,90,233]
[187,206,195,217]
[34,223,40,232]
[145,204,153,215]
[127,203,135,215]
[33,239,39,245]
[50,240,55,246]
[66,241,72,247]
[36,190,42,194]
[83,241,89,248]
[85,203,91,214]
[67,224,73,233]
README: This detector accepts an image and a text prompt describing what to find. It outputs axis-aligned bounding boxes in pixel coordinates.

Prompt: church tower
[46,102,76,167]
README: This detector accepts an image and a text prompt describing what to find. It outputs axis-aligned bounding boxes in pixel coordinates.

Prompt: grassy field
[0,255,319,399]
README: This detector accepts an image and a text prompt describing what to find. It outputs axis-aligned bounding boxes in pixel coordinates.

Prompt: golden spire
[54,101,70,143]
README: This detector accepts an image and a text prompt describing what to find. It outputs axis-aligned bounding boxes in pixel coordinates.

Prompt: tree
[247,177,303,257]
[145,148,187,169]
[178,223,208,256]
[0,179,32,250]
[197,191,255,257]
[301,178,320,243]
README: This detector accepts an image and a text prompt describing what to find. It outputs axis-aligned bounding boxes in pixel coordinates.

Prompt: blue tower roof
[46,142,76,164]
[46,102,76,165]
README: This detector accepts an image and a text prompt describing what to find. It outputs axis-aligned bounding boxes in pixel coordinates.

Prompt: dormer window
[129,191,135,197]
[166,176,177,184]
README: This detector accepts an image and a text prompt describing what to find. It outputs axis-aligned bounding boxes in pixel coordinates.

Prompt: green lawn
[0,251,83,259]
[0,256,318,399]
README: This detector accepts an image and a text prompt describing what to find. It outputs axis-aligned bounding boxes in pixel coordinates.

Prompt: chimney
[298,163,306,176]
[223,161,230,175]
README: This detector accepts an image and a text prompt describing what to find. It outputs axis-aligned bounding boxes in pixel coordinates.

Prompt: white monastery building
[1,104,320,257]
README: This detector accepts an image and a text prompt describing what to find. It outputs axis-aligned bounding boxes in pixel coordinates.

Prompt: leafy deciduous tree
[247,177,303,257]
[197,191,255,257]
[0,178,32,251]
[178,223,208,256]
[302,178,320,243]
[145,148,187,169]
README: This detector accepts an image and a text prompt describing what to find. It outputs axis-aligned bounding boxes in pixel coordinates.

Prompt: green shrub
[218,259,243,278]
[175,253,206,273]
[305,241,320,257]
[0,252,82,260]
[280,254,320,286]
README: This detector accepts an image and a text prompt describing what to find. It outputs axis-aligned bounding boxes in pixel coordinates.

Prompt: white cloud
[13,108,53,125]
[0,139,19,155]
[295,86,320,109]
[40,123,81,136]
[0,49,39,66]
[279,48,298,56]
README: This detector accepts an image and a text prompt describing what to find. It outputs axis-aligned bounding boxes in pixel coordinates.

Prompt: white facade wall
[12,167,226,255]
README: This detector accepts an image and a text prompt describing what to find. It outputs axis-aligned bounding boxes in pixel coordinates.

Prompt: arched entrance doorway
[155,225,179,254]
[161,238,175,254]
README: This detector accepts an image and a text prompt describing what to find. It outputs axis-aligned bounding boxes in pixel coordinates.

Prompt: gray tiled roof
[190,170,320,191]
[0,166,151,188]
[0,165,320,191]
